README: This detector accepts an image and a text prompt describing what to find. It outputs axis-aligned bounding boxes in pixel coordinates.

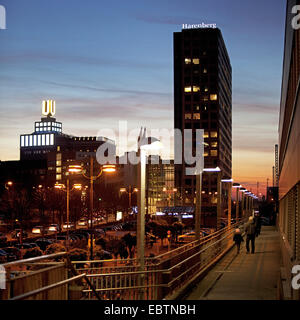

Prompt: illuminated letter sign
[42,100,56,117]
[182,23,217,29]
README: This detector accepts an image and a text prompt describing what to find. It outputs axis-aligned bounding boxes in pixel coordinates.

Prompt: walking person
[245,216,256,254]
[254,213,261,237]
[233,228,243,254]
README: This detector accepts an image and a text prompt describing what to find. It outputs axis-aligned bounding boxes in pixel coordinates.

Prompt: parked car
[48,224,60,233]
[15,243,33,250]
[32,226,47,235]
[77,219,87,227]
[0,249,9,263]
[177,230,208,243]
[11,229,28,239]
[28,243,39,248]
[35,239,53,251]
[2,247,21,260]
[62,223,74,230]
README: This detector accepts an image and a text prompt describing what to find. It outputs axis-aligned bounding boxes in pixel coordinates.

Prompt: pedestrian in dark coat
[233,228,243,254]
[245,216,256,254]
[254,213,261,237]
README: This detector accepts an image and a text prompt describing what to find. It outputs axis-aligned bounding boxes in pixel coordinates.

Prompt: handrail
[2,252,67,268]
[10,273,86,300]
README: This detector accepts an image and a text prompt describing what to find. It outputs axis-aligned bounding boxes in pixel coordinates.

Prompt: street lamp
[240,188,247,217]
[120,186,138,215]
[163,187,177,206]
[137,131,163,298]
[54,180,82,250]
[69,159,116,260]
[5,181,13,190]
[221,178,233,228]
[232,183,241,221]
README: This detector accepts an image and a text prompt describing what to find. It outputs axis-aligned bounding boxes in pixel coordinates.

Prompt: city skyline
[0,0,286,194]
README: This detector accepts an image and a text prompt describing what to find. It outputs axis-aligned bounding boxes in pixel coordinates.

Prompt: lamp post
[55,180,82,251]
[137,132,162,299]
[239,188,247,218]
[232,183,241,221]
[194,167,221,237]
[73,159,116,260]
[120,186,138,216]
[221,178,233,228]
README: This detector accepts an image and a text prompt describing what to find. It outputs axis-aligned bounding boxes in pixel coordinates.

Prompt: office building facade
[20,100,116,186]
[174,28,232,213]
[278,0,300,300]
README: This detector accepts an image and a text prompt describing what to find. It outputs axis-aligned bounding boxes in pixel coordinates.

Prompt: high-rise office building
[278,0,300,300]
[174,27,232,213]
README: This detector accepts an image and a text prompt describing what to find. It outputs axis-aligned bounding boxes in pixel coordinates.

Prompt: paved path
[185,226,281,300]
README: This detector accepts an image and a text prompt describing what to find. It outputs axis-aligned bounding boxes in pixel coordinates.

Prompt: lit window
[204,151,209,157]
[56,161,61,166]
[57,146,60,151]
[193,113,200,120]
[21,136,25,147]
[56,174,62,181]
[56,167,61,173]
[37,135,41,146]
[211,141,218,148]
[46,134,50,145]
[193,86,200,92]
[41,134,45,145]
[192,58,200,64]
[56,153,62,160]
[210,94,218,101]
[211,150,218,157]
[194,105,200,111]
[204,131,209,138]
[211,131,218,138]
[185,113,192,120]
[185,58,191,64]
[50,134,54,145]
[204,87,208,92]
[203,96,209,101]
[25,135,28,147]
[33,135,37,146]
[184,86,192,93]
[36,123,40,127]
[203,68,207,73]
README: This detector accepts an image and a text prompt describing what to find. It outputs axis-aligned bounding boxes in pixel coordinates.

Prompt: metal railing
[72,219,246,300]
[1,219,248,300]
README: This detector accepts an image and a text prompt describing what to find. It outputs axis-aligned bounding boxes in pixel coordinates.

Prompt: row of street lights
[55,161,116,258]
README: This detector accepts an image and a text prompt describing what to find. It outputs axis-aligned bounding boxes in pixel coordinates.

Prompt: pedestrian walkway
[185,226,281,300]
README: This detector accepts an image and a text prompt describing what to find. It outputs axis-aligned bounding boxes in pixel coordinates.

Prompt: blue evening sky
[0,0,286,191]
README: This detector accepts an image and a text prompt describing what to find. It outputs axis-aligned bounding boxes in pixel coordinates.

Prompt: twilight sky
[0,0,286,195]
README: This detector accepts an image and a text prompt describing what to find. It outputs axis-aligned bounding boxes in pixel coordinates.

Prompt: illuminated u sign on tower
[42,100,56,117]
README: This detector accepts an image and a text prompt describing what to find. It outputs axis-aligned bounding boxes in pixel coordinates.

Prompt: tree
[171,221,185,242]
[122,233,136,258]
[146,221,167,247]
[106,239,127,260]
